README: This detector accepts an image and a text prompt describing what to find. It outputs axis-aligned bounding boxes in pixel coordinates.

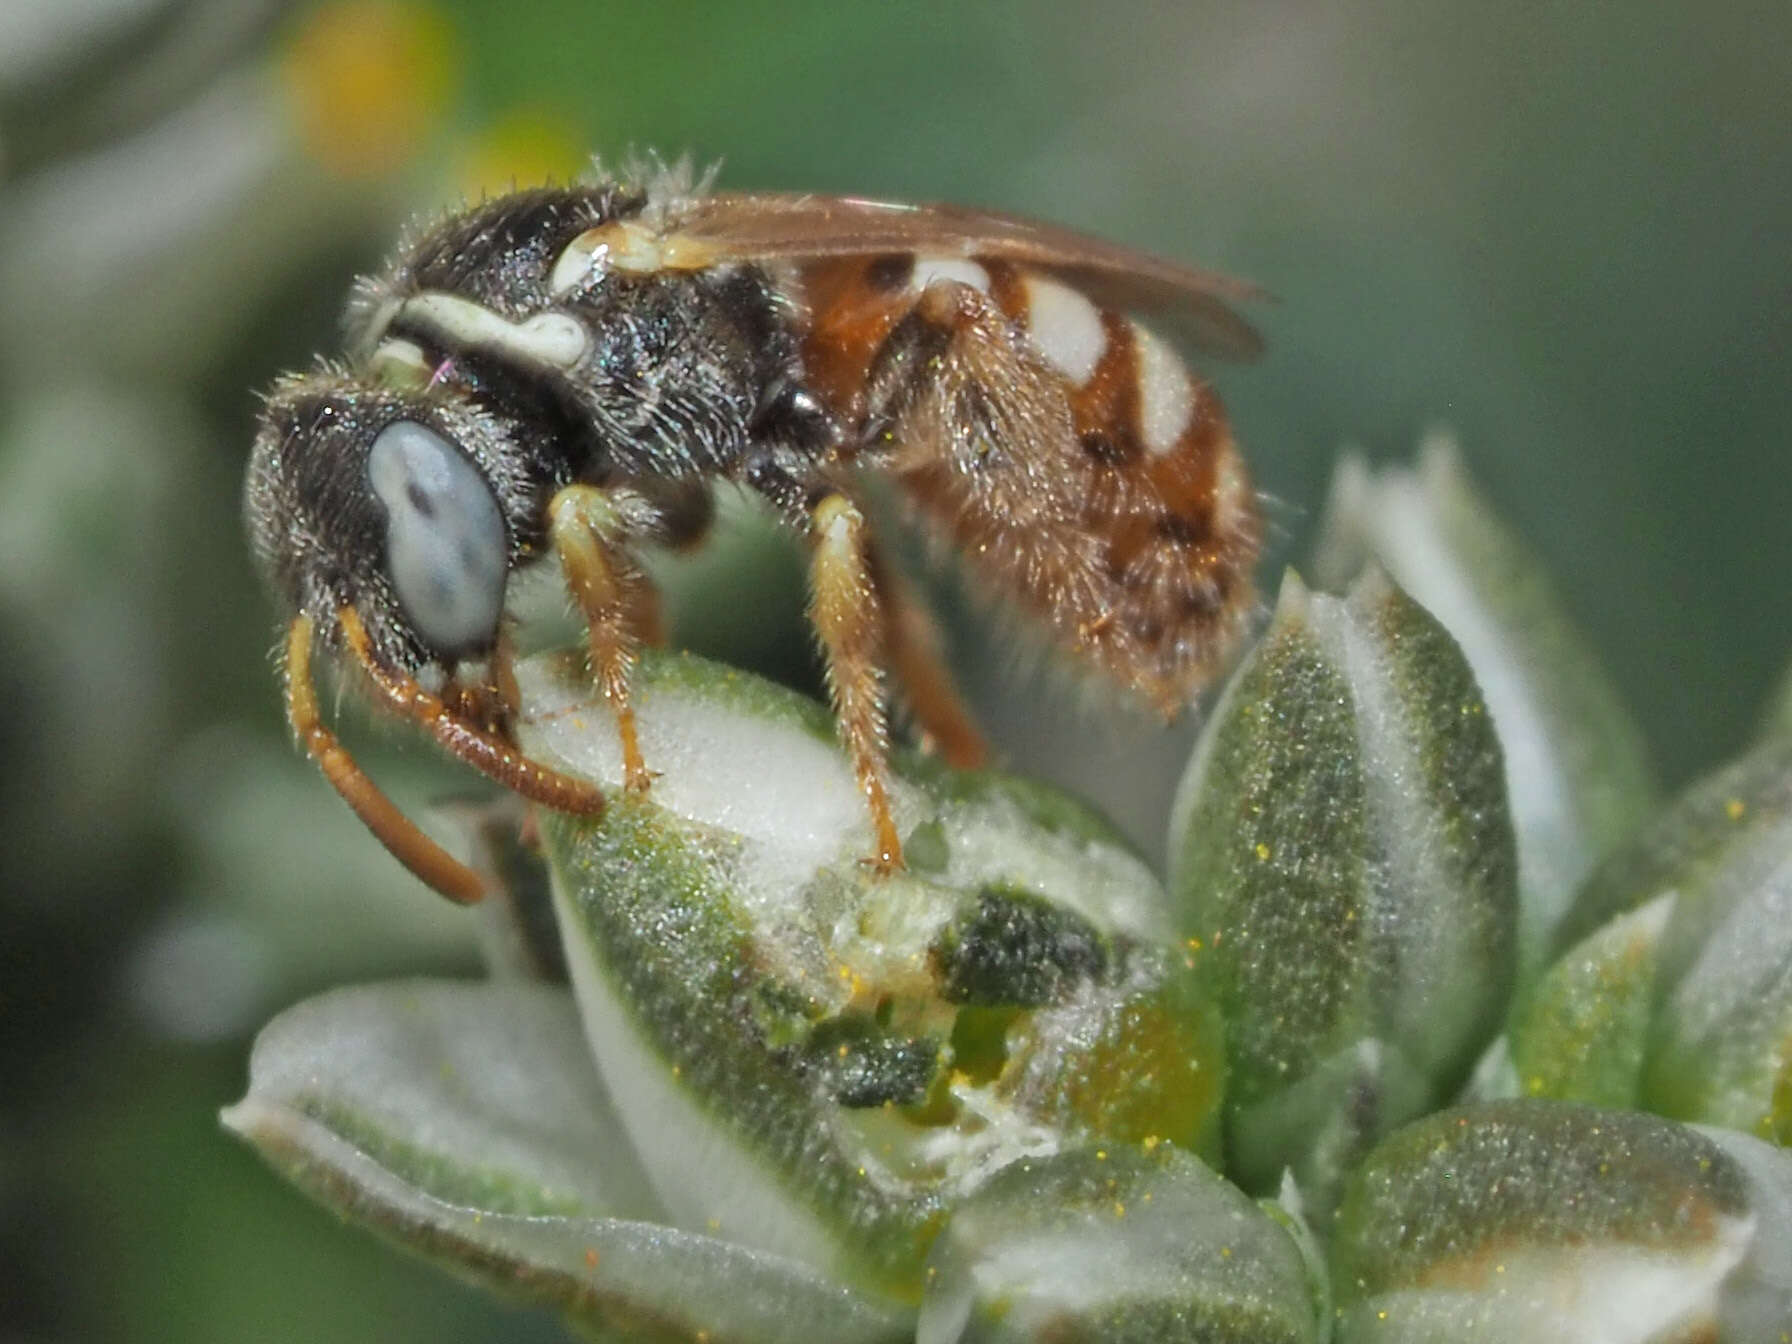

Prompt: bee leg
[285,613,487,904]
[548,484,657,795]
[337,605,606,817]
[631,583,668,650]
[870,553,988,769]
[493,627,523,722]
[807,492,904,873]
[446,629,524,735]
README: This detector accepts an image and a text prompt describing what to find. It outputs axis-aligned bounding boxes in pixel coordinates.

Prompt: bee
[246,162,1264,903]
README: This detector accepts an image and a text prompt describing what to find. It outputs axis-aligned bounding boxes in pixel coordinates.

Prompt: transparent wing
[676,192,1267,362]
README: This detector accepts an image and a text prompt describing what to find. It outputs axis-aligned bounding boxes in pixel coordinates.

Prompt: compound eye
[366,420,507,655]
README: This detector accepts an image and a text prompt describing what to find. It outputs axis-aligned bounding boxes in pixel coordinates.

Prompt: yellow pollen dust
[1726,797,1747,821]
[1254,842,1272,861]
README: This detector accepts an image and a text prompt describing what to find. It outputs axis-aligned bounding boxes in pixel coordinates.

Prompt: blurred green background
[1,1,1786,1340]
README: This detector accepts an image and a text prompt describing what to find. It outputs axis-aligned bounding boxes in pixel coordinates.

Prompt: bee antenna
[284,612,489,904]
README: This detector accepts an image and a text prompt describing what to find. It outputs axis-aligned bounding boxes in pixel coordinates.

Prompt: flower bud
[1313,435,1656,985]
[1543,734,1792,1138]
[520,649,1225,1297]
[1333,1100,1776,1342]
[1170,568,1517,1203]
[917,1144,1321,1344]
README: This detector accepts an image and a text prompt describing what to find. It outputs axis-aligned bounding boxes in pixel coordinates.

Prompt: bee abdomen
[974,258,1259,699]
[801,247,1259,708]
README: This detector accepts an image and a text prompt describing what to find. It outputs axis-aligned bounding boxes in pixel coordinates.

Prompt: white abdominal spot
[367,420,507,654]
[1132,320,1193,455]
[912,256,990,294]
[1022,275,1105,384]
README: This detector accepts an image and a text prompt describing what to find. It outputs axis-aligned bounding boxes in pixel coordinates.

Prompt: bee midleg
[548,483,661,795]
[284,612,487,904]
[806,491,904,873]
[867,547,987,769]
[336,605,607,818]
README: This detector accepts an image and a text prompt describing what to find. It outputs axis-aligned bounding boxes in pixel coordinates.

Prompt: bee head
[245,368,542,680]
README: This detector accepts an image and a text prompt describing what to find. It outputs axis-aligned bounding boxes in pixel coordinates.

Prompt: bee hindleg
[549,484,658,794]
[807,492,904,873]
[336,605,606,818]
[871,555,988,770]
[285,612,487,904]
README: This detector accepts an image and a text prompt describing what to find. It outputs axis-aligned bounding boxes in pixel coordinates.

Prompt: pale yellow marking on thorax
[549,222,720,293]
[399,292,588,369]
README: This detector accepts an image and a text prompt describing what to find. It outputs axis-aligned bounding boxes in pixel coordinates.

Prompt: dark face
[244,370,543,675]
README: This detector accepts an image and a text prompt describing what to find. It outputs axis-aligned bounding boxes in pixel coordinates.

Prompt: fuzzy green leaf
[223,980,912,1343]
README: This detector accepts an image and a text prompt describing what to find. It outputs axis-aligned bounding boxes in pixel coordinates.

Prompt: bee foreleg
[807,492,904,874]
[284,612,487,904]
[549,484,660,794]
[336,605,606,818]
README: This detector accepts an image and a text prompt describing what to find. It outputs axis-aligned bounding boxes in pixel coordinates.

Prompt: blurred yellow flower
[281,0,458,178]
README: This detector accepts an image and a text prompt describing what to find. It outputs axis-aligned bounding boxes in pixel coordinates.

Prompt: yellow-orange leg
[875,566,988,770]
[442,632,524,736]
[632,582,668,650]
[285,613,486,904]
[493,630,523,720]
[337,606,605,817]
[808,493,904,873]
[550,485,656,794]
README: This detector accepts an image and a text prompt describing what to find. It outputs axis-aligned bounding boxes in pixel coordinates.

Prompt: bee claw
[857,851,903,878]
